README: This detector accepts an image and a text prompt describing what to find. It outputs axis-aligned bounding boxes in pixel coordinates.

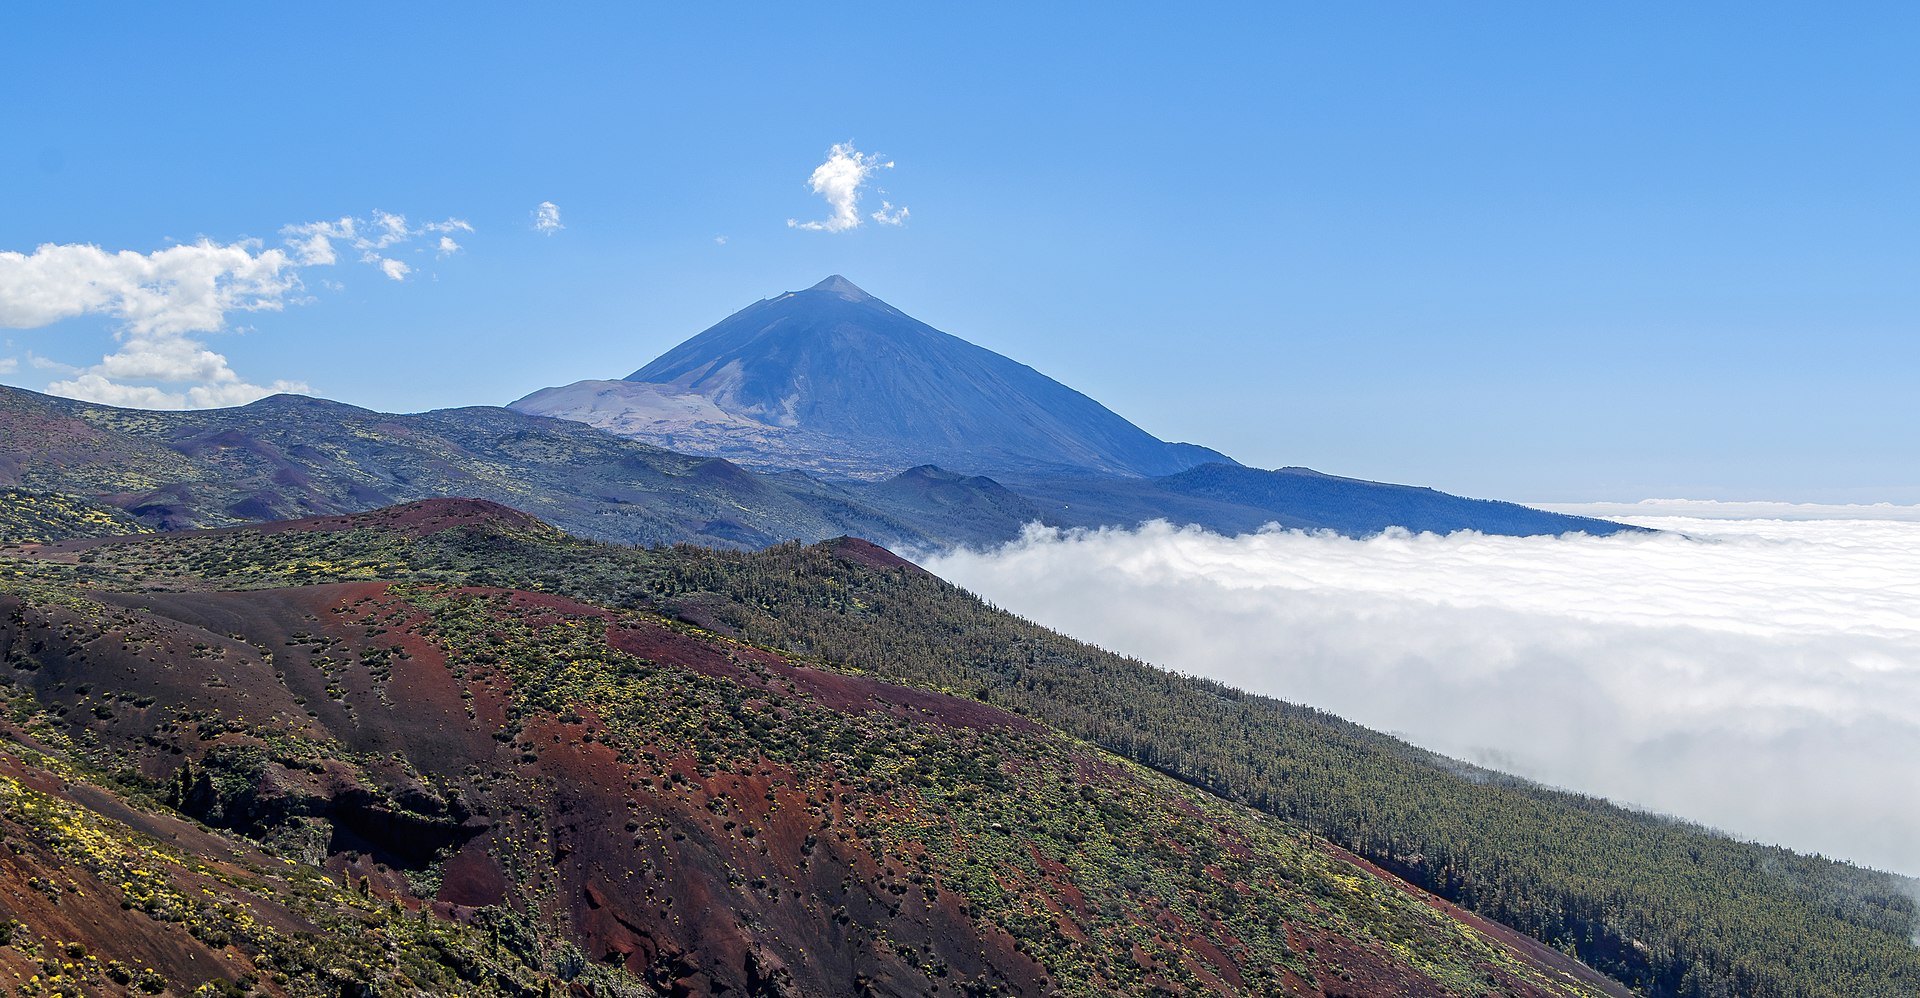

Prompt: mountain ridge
[0,382,934,549]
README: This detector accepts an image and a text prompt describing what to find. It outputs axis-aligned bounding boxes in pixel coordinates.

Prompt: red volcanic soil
[606,616,1038,733]
[0,746,321,997]
[824,536,930,575]
[24,497,546,555]
[242,496,548,538]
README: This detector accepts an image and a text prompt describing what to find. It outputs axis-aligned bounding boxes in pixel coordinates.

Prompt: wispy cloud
[533,201,563,235]
[922,504,1920,876]
[283,211,470,281]
[788,142,907,233]
[1,210,468,408]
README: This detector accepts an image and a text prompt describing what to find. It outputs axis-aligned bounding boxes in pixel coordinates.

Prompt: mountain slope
[0,383,930,550]
[998,464,1639,537]
[512,276,1233,479]
[0,502,1626,998]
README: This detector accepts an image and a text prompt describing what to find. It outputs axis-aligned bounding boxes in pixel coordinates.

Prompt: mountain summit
[805,273,872,299]
[511,277,1231,478]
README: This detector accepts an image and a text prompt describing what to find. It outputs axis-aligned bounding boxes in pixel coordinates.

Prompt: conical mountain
[512,276,1230,478]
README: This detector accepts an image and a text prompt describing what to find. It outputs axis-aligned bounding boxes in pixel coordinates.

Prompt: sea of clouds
[920,501,1920,877]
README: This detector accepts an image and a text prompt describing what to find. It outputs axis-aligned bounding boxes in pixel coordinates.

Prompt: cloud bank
[0,211,467,408]
[788,142,907,232]
[921,503,1920,876]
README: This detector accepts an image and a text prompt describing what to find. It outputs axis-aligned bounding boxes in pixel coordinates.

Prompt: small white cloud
[284,222,345,266]
[533,201,563,235]
[787,142,906,233]
[47,331,310,409]
[714,235,728,246]
[46,373,185,409]
[49,370,311,409]
[437,235,461,255]
[377,258,411,281]
[93,332,238,383]
[27,352,75,373]
[0,357,16,374]
[283,217,358,266]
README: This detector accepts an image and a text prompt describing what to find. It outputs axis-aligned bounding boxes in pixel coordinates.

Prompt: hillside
[1,503,1912,995]
[0,383,929,550]
[0,501,1628,997]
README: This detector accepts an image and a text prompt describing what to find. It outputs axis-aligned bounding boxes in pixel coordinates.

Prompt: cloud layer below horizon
[920,502,1920,876]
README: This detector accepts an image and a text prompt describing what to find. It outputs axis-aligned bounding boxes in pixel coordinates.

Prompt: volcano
[511,275,1231,479]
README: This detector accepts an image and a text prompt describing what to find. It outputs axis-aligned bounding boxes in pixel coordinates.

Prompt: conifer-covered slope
[0,500,1629,997]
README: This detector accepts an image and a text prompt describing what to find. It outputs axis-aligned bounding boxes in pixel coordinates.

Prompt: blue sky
[2,4,1914,502]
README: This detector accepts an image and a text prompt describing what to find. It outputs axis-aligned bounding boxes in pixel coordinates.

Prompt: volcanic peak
[806,274,871,300]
